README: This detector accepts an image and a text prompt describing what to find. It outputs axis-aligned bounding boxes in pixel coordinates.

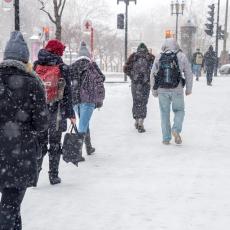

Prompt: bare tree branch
[57,0,62,10]
[60,0,66,17]
[38,0,56,24]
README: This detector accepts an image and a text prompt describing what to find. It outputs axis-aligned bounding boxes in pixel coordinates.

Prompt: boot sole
[162,141,170,145]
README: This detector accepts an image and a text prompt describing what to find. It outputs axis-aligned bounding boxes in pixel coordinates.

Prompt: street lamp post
[223,0,229,53]
[14,0,20,31]
[117,0,137,82]
[170,0,185,41]
[214,0,220,76]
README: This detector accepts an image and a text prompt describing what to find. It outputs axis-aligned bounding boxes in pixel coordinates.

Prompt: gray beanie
[4,31,29,63]
[78,41,90,58]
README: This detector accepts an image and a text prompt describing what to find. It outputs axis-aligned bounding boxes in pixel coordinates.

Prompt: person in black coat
[124,43,155,133]
[204,45,217,86]
[0,31,48,230]
[34,39,76,185]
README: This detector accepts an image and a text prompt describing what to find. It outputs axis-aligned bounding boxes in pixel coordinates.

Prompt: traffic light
[218,25,225,40]
[43,27,50,41]
[205,4,215,36]
[117,14,124,29]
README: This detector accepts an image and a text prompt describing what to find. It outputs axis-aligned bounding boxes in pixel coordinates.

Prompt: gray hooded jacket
[150,38,193,96]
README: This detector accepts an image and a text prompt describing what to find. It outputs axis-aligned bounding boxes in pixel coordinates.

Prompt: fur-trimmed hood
[0,59,44,87]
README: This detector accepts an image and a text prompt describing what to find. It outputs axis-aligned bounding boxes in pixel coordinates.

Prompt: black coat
[70,57,105,105]
[204,49,217,67]
[0,60,48,189]
[34,49,75,131]
[124,49,155,84]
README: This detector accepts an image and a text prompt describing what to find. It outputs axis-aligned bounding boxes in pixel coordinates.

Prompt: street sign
[83,20,92,32]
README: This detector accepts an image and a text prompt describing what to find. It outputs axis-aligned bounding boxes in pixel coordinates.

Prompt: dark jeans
[131,82,150,119]
[0,188,26,230]
[206,66,214,84]
[38,110,63,175]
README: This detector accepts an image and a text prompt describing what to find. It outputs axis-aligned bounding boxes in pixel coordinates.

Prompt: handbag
[62,125,84,166]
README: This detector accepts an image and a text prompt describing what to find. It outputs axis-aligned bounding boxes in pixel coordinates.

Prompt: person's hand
[185,92,192,96]
[96,102,103,109]
[70,118,76,125]
[152,90,158,98]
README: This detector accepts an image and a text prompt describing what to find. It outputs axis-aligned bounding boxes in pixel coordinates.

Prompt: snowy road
[23,77,230,230]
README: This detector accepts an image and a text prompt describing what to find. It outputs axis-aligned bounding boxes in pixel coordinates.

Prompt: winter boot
[137,118,146,133]
[48,145,61,185]
[76,133,85,162]
[85,131,95,155]
[162,141,170,145]
[172,131,182,145]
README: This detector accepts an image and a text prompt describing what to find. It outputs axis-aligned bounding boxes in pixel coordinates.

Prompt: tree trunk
[55,17,62,40]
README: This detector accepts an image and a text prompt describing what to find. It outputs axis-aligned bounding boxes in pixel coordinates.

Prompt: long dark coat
[0,60,48,189]
[123,46,155,119]
[123,48,155,83]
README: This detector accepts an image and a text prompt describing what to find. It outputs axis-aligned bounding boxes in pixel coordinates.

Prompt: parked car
[219,64,230,75]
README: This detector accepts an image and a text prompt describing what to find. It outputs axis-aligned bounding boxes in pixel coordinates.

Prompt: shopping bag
[62,125,83,166]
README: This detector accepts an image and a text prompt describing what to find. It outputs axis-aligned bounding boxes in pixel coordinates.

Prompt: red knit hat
[45,39,65,56]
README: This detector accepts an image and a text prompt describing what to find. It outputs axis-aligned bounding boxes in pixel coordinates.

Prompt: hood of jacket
[137,43,148,53]
[161,38,181,53]
[0,59,34,76]
[72,57,91,73]
[0,59,44,88]
[37,49,63,65]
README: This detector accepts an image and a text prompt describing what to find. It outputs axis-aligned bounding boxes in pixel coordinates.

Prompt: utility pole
[223,0,229,53]
[117,0,137,82]
[214,0,220,76]
[14,0,20,31]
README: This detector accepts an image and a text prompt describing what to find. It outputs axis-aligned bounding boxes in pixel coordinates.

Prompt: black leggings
[0,187,26,230]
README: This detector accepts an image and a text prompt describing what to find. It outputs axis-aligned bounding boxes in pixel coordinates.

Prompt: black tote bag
[62,125,83,166]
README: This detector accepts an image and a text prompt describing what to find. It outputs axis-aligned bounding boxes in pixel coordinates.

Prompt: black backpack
[154,51,183,90]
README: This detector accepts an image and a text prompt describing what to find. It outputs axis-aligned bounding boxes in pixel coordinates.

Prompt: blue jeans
[158,92,185,142]
[73,103,95,134]
[192,64,202,78]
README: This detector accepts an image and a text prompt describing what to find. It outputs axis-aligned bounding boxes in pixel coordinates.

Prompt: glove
[96,102,103,109]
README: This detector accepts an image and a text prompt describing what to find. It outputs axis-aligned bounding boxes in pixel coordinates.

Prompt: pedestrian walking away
[124,43,155,133]
[192,48,204,81]
[151,38,193,145]
[0,31,48,230]
[204,45,217,86]
[34,39,76,185]
[70,41,105,159]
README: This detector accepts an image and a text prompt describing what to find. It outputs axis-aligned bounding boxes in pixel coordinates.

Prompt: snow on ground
[22,76,230,230]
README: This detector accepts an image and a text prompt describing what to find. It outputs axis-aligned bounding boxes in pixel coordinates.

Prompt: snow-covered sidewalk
[23,77,230,230]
